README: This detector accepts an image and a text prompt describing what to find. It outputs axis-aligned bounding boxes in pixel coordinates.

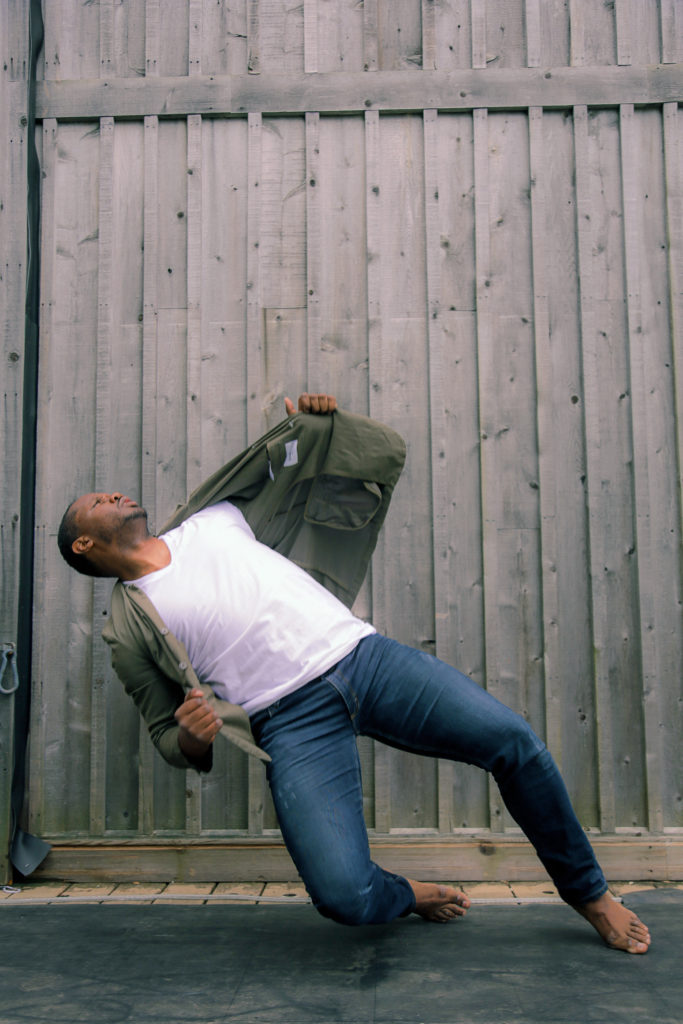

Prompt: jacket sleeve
[104,626,213,773]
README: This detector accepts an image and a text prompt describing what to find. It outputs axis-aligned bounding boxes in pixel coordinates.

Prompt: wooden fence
[2,0,682,882]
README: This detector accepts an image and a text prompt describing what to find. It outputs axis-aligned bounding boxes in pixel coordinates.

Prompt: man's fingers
[175,692,222,742]
[295,393,337,415]
[284,397,296,416]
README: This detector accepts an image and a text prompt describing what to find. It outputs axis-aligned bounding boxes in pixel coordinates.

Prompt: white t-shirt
[126,502,374,714]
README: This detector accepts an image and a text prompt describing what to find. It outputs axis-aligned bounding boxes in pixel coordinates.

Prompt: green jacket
[102,409,406,772]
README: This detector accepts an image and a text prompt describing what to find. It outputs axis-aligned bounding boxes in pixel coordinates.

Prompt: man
[58,393,650,952]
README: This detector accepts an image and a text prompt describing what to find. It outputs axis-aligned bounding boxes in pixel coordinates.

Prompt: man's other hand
[175,688,222,758]
[285,393,337,416]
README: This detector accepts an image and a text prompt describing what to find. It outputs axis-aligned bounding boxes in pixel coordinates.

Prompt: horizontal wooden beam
[33,65,683,121]
[29,834,683,884]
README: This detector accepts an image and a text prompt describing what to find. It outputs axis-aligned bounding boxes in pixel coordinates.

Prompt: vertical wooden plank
[260,119,307,313]
[525,0,542,68]
[0,0,29,879]
[315,0,364,72]
[573,105,614,833]
[424,108,454,832]
[198,117,252,832]
[246,112,263,440]
[90,116,115,837]
[186,116,203,495]
[245,111,267,832]
[363,0,379,71]
[574,106,645,832]
[568,0,585,66]
[28,120,58,843]
[434,0,471,70]
[32,121,100,837]
[619,103,652,825]
[304,0,318,73]
[615,0,631,66]
[185,112,203,835]
[189,0,202,76]
[476,109,543,830]
[305,112,321,387]
[118,0,147,78]
[364,109,390,833]
[663,103,683,828]
[421,0,437,70]
[139,114,159,835]
[373,112,437,831]
[247,0,260,73]
[426,110,488,831]
[472,107,499,831]
[41,0,100,79]
[528,107,561,767]
[199,118,249,459]
[258,0,304,72]
[377,0,423,70]
[661,1,681,64]
[536,110,597,824]
[664,105,683,544]
[310,116,369,409]
[145,0,160,76]
[471,0,486,68]
[105,120,145,833]
[158,0,190,76]
[539,0,571,67]
[201,0,248,75]
[100,0,114,76]
[485,0,525,68]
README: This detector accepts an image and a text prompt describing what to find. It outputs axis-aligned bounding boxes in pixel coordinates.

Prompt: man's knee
[488,714,547,781]
[313,881,376,926]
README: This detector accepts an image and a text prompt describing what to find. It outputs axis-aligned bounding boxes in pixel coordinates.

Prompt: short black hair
[57,500,109,578]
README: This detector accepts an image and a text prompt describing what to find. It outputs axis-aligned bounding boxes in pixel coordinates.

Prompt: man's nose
[109,493,122,503]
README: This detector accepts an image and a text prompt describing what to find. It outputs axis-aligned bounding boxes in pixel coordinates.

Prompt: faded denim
[250,633,607,925]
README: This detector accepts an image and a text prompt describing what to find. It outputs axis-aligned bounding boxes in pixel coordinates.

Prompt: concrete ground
[1,880,680,1023]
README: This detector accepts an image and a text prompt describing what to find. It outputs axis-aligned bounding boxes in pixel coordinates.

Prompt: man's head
[58,492,149,577]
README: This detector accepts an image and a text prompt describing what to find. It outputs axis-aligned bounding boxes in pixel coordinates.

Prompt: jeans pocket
[325,672,360,726]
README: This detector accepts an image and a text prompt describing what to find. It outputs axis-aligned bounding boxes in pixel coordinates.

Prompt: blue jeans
[249,634,607,925]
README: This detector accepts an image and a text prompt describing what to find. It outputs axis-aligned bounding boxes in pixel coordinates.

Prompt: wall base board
[28,834,683,884]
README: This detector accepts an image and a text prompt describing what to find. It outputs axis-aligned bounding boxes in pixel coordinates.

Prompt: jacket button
[161,628,169,635]
[178,661,188,671]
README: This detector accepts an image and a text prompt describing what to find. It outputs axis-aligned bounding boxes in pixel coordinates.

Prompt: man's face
[70,492,148,547]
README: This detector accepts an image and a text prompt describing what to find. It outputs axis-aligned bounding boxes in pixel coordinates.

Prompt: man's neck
[119,536,171,581]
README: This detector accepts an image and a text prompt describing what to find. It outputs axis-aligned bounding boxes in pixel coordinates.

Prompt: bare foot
[574,891,651,953]
[408,880,471,923]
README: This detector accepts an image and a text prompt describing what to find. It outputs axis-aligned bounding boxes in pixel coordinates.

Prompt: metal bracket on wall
[0,645,19,696]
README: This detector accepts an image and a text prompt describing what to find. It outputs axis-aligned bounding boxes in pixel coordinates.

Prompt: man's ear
[72,535,94,556]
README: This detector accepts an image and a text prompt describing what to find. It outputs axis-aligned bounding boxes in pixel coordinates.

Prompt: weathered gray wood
[434,0,471,70]
[363,0,379,72]
[314,0,364,73]
[201,0,248,75]
[33,65,683,121]
[258,0,304,73]
[471,0,486,69]
[622,104,683,834]
[0,0,30,882]
[90,116,115,837]
[485,0,525,69]
[661,0,681,65]
[525,0,541,68]
[528,107,560,764]
[31,120,101,839]
[246,111,264,438]
[21,0,683,876]
[29,834,683,884]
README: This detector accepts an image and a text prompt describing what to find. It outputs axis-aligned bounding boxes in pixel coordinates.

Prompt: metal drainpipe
[10,0,49,875]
